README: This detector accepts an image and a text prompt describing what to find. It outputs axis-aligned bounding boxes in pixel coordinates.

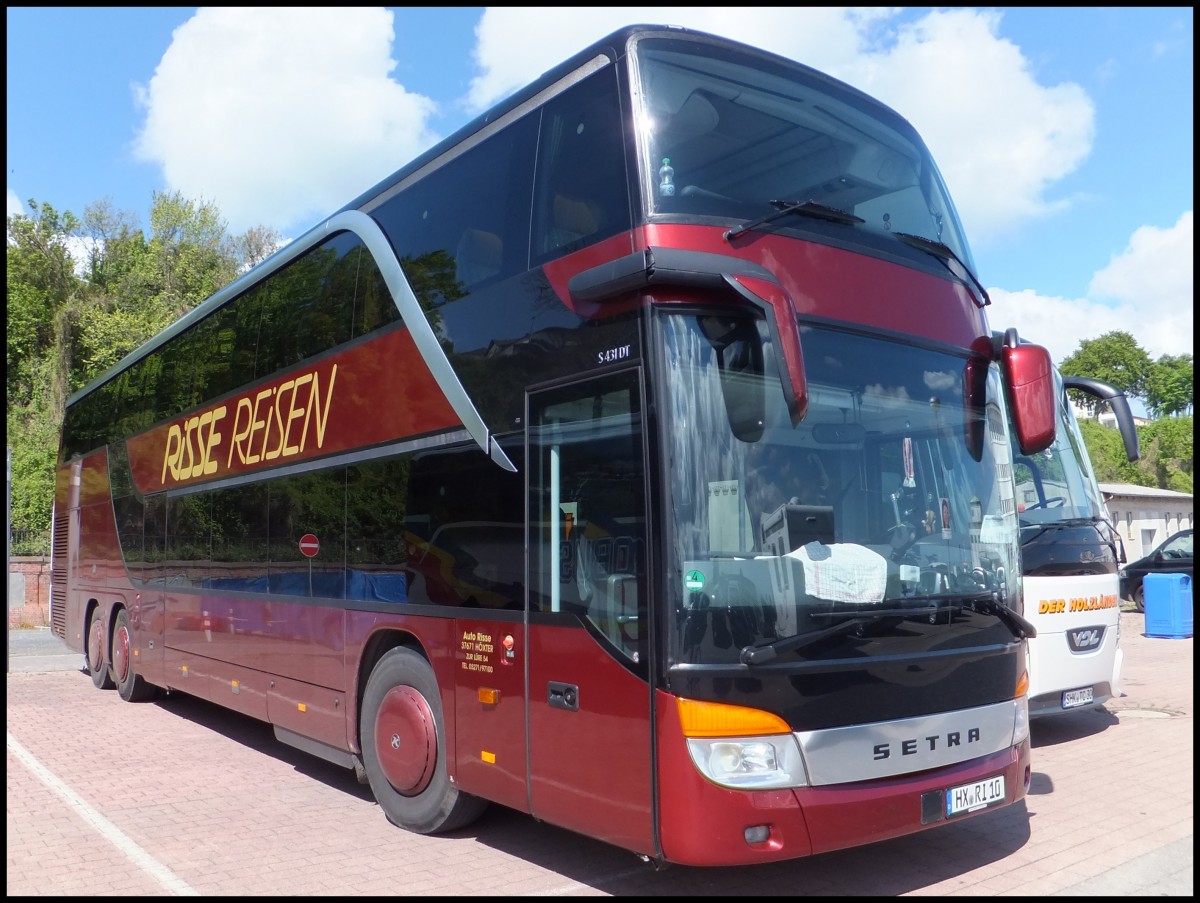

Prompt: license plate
[946,775,1005,817]
[1062,687,1094,709]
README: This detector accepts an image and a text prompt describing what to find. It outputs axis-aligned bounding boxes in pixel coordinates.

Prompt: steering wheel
[1025,496,1066,511]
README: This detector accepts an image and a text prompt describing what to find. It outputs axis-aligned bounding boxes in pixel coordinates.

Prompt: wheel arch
[354,628,429,751]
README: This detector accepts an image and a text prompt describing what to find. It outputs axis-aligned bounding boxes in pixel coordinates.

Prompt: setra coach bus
[1013,365,1140,717]
[54,24,1057,867]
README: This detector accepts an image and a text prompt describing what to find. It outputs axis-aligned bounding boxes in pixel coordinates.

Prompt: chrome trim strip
[796,699,1018,785]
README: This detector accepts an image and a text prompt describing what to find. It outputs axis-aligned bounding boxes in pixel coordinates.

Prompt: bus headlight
[677,697,809,790]
[1013,695,1030,745]
[686,735,808,789]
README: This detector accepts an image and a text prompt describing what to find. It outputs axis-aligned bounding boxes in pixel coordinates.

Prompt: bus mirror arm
[567,246,776,304]
[725,274,808,426]
[1061,375,1141,462]
[566,248,808,424]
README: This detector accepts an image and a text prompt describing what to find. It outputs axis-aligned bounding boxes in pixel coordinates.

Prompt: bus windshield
[636,36,974,270]
[1012,370,1108,528]
[659,314,1021,666]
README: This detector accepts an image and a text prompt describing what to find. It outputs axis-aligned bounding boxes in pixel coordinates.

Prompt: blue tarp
[202,569,407,602]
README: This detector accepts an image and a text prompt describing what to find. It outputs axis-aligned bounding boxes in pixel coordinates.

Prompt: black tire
[87,607,115,690]
[360,647,487,834]
[1133,583,1145,613]
[353,758,370,786]
[112,609,157,702]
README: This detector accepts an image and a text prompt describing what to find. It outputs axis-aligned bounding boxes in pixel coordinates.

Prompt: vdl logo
[1067,626,1105,653]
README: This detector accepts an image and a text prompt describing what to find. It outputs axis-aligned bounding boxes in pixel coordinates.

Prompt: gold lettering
[202,406,226,476]
[191,411,213,479]
[300,364,337,450]
[246,387,273,464]
[162,424,183,484]
[180,417,197,477]
[264,380,293,461]
[228,398,254,467]
[282,374,311,455]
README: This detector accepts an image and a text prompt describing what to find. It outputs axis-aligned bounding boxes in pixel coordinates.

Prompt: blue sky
[7,7,1193,371]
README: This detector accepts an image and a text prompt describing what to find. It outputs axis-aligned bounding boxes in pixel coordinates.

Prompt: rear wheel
[112,609,157,702]
[360,647,487,834]
[87,607,115,690]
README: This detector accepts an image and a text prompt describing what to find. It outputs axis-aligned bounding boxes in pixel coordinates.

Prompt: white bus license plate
[946,775,1005,817]
[1063,687,1094,709]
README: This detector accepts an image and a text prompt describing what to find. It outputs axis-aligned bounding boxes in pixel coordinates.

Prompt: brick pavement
[6,609,1192,895]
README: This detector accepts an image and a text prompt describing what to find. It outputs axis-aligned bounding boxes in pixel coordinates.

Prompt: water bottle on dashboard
[658,157,675,197]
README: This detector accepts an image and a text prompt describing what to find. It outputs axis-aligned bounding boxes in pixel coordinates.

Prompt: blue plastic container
[1144,573,1193,639]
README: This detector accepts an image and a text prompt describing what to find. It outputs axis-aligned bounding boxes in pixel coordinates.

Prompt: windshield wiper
[1019,516,1097,530]
[968,591,1037,639]
[739,591,1035,665]
[725,199,864,241]
[875,590,1035,640]
[893,231,991,307]
[740,615,871,664]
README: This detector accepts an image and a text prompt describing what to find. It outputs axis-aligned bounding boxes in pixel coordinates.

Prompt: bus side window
[545,194,603,253]
[455,228,503,287]
[531,63,630,263]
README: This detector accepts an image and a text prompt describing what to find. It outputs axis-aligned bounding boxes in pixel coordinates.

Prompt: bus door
[526,369,655,856]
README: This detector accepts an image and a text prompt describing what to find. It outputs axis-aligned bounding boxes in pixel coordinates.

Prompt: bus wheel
[112,609,157,702]
[360,647,487,834]
[87,607,115,690]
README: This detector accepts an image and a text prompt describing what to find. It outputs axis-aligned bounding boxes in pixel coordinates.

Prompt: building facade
[1101,482,1194,562]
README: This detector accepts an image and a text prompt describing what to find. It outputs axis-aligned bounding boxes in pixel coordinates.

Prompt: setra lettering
[873,727,980,760]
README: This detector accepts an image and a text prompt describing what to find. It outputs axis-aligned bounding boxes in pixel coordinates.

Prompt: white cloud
[132,8,438,234]
[8,189,27,219]
[990,211,1194,364]
[466,8,884,113]
[129,8,1099,243]
[844,9,1095,246]
[1087,211,1194,358]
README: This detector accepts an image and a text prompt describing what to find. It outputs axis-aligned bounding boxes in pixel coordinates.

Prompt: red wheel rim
[373,685,437,795]
[113,622,131,684]
[88,616,105,671]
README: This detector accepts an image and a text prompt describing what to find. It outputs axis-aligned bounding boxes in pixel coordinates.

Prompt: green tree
[1138,416,1194,494]
[1060,332,1153,415]
[1077,418,1145,485]
[1144,353,1194,418]
[5,202,89,417]
[6,192,257,553]
[227,224,285,272]
[6,201,94,549]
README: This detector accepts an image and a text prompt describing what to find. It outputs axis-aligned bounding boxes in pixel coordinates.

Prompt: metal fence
[9,529,50,557]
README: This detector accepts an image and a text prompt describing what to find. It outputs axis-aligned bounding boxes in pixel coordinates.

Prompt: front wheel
[112,609,157,702]
[360,647,487,834]
[1133,583,1145,613]
[87,607,115,690]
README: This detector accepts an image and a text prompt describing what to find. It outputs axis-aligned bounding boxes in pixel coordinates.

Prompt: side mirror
[998,330,1055,454]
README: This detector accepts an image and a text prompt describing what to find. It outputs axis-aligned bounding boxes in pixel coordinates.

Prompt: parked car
[1119,528,1193,612]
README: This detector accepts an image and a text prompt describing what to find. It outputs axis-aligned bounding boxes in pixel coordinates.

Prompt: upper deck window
[530,64,632,263]
[633,36,975,270]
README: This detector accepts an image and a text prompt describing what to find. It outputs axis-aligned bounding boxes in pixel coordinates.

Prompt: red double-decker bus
[53,25,1057,867]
